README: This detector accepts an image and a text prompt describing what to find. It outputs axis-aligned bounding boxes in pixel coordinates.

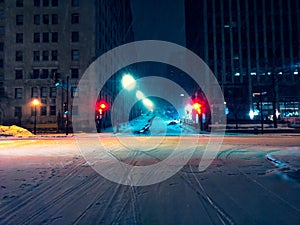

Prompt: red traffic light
[96,100,109,114]
[192,99,203,114]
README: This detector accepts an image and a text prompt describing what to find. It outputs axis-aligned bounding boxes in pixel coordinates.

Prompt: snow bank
[0,125,34,137]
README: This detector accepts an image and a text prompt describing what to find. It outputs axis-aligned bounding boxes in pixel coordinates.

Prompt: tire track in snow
[219,148,300,213]
[0,157,90,224]
[180,167,235,225]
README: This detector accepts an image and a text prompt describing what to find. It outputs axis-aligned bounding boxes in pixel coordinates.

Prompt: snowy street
[0,134,300,225]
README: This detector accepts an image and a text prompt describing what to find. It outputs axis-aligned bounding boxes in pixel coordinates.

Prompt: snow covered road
[0,135,300,224]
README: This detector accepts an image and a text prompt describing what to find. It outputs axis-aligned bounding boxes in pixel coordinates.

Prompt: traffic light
[63,102,68,114]
[193,101,202,114]
[96,100,109,115]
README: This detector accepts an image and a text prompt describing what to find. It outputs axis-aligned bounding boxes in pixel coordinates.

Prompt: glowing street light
[122,74,136,91]
[32,99,40,135]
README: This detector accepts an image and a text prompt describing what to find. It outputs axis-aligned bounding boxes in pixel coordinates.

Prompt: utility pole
[66,76,69,136]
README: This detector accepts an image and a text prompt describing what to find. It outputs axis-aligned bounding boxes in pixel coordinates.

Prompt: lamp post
[32,99,40,135]
[253,92,267,134]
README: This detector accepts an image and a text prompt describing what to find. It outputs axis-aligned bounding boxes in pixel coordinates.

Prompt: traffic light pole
[66,76,69,136]
[260,92,264,134]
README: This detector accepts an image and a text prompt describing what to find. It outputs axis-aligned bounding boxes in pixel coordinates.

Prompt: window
[34,0,40,7]
[31,87,38,97]
[16,33,23,43]
[40,106,47,116]
[15,69,23,79]
[50,106,56,116]
[43,0,49,7]
[0,26,4,35]
[71,31,79,42]
[0,59,3,68]
[51,14,58,24]
[43,14,49,24]
[33,51,40,61]
[51,0,58,6]
[34,15,40,25]
[50,87,56,98]
[41,69,48,78]
[16,51,23,61]
[15,88,23,99]
[71,49,79,61]
[71,0,79,7]
[42,32,49,42]
[71,13,79,24]
[71,86,78,98]
[71,68,79,79]
[34,33,40,42]
[51,50,58,61]
[42,50,49,61]
[32,69,39,79]
[51,32,58,42]
[16,0,23,7]
[16,15,24,25]
[41,87,47,98]
[0,43,3,51]
[14,107,22,118]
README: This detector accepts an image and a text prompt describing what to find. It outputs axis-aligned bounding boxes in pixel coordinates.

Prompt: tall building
[185,0,300,121]
[0,0,4,124]
[0,0,133,132]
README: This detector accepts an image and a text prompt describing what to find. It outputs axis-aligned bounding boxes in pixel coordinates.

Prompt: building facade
[185,0,300,122]
[0,0,133,132]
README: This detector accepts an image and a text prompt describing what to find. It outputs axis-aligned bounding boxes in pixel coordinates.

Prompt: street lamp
[122,74,136,90]
[32,99,40,135]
